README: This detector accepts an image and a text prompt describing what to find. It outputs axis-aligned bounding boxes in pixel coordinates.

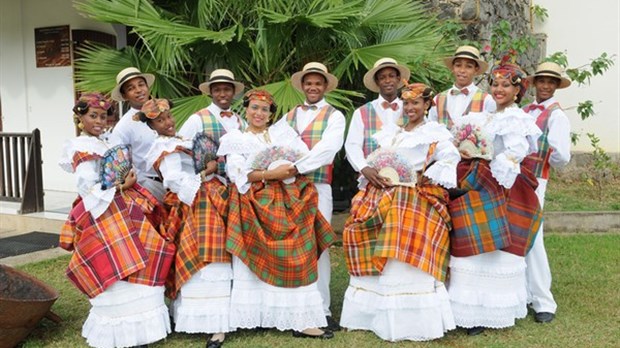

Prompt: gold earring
[78,121,84,130]
[513,95,517,101]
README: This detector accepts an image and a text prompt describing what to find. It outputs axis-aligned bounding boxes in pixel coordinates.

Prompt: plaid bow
[524,104,545,113]
[300,104,318,111]
[450,88,469,96]
[220,111,233,117]
[381,101,398,111]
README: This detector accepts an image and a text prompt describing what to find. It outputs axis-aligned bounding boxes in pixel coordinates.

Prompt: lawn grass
[16,234,620,348]
[544,175,620,212]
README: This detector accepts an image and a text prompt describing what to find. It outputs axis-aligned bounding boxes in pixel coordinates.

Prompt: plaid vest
[436,88,487,129]
[522,103,561,179]
[359,102,408,157]
[197,109,229,177]
[286,105,335,184]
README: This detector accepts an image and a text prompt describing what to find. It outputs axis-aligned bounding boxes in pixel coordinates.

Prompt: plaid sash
[449,159,511,257]
[342,143,452,282]
[521,103,560,179]
[197,109,229,177]
[286,105,335,184]
[72,151,101,171]
[60,185,175,298]
[435,89,488,129]
[359,103,382,157]
[226,176,335,287]
[503,166,543,256]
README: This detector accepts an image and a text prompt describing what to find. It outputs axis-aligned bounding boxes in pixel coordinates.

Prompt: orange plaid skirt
[226,176,335,287]
[60,185,175,298]
[343,180,451,282]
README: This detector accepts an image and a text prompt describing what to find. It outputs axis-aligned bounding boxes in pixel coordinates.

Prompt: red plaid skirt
[343,180,452,282]
[226,176,335,287]
[60,184,175,298]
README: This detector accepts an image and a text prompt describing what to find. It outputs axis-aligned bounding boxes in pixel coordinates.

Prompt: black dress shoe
[535,312,555,323]
[467,326,485,336]
[323,315,341,331]
[206,339,223,348]
[292,329,334,339]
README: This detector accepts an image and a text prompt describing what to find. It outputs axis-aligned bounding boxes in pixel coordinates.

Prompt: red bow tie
[381,101,398,111]
[525,104,545,113]
[220,111,233,118]
[300,104,318,111]
[450,88,469,96]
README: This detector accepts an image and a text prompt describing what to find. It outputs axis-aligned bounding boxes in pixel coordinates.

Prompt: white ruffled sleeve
[488,108,542,188]
[423,138,460,189]
[226,152,253,194]
[74,160,115,219]
[371,122,400,148]
[158,152,201,206]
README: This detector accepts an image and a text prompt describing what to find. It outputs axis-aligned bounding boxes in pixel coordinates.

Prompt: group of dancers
[58,44,572,347]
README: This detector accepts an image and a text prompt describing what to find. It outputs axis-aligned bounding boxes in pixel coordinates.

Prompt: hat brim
[362,64,411,93]
[525,74,571,89]
[291,70,339,93]
[443,56,489,76]
[111,73,155,102]
[198,79,245,97]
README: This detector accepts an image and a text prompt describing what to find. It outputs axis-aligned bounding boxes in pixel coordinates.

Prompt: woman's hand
[203,160,218,175]
[268,164,296,181]
[120,169,137,191]
[459,150,472,160]
[361,166,391,189]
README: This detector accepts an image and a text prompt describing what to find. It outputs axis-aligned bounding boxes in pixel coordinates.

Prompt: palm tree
[73,0,457,122]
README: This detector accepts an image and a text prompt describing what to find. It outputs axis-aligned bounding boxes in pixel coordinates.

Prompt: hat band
[378,61,396,67]
[305,67,327,74]
[118,72,144,85]
[535,70,562,78]
[454,51,481,60]
[209,75,235,83]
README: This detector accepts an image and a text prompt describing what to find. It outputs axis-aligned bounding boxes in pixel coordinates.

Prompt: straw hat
[443,46,489,75]
[291,62,339,93]
[111,67,155,102]
[363,58,411,93]
[526,62,571,89]
[198,69,245,96]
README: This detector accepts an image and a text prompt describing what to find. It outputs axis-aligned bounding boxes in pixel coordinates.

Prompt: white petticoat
[82,281,170,348]
[340,260,455,341]
[448,250,528,329]
[171,262,233,333]
[229,256,326,331]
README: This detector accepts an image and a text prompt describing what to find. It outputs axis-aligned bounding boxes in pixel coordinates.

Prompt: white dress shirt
[178,103,244,140]
[525,97,571,170]
[112,107,158,180]
[428,82,496,124]
[274,98,346,175]
[345,96,404,172]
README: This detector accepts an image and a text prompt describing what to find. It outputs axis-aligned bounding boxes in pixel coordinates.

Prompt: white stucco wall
[534,0,620,153]
[0,0,116,192]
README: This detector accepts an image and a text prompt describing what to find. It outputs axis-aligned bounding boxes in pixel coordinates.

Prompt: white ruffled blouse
[217,121,309,194]
[367,121,460,189]
[145,136,202,206]
[58,135,119,219]
[454,106,542,188]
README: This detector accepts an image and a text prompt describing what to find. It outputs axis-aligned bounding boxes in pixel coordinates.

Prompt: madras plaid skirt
[449,160,543,257]
[162,192,205,299]
[60,185,175,298]
[226,176,335,288]
[343,181,452,282]
[503,166,543,256]
[194,178,231,264]
[449,160,511,257]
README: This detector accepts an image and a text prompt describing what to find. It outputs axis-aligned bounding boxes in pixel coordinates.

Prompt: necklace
[247,127,271,144]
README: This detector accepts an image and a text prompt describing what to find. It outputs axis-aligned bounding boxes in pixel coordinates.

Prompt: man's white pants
[315,183,332,316]
[526,178,557,314]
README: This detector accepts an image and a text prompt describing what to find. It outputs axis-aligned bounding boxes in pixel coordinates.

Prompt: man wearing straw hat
[345,57,410,189]
[521,61,572,324]
[276,62,346,331]
[111,67,167,201]
[175,68,244,347]
[428,45,496,128]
